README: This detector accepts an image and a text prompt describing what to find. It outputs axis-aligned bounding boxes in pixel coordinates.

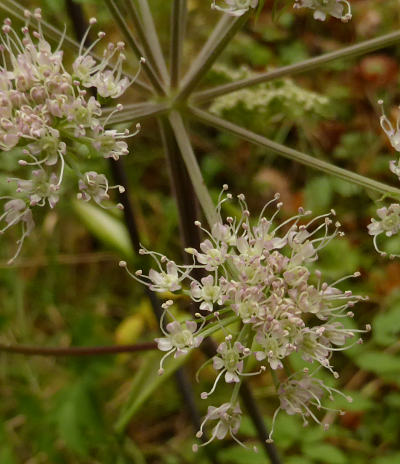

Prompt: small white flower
[211,0,258,17]
[148,261,182,292]
[368,204,400,257]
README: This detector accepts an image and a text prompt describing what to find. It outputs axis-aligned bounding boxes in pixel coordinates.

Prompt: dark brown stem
[0,342,156,356]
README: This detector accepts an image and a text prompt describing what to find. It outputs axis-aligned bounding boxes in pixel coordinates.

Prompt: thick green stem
[175,11,250,102]
[192,30,400,103]
[168,111,219,225]
[170,0,187,88]
[189,106,400,200]
[103,0,166,95]
[125,0,169,83]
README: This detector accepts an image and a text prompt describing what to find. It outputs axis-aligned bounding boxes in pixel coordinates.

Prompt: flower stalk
[189,106,400,200]
[192,29,400,103]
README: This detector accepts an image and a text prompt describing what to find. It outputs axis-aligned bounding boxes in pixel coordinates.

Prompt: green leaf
[115,350,189,433]
[305,176,333,213]
[373,303,400,346]
[286,457,313,464]
[302,443,348,464]
[375,454,400,464]
[355,351,400,375]
[217,445,266,464]
[330,391,374,412]
[0,447,17,464]
[72,200,133,259]
[55,379,102,456]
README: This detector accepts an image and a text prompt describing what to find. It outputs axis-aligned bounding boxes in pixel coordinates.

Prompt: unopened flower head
[211,0,258,16]
[0,10,142,260]
[122,187,368,450]
[293,0,352,22]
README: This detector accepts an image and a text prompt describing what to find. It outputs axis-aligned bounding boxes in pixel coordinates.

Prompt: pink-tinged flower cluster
[293,0,352,22]
[121,187,369,450]
[0,9,141,261]
[211,0,258,16]
[369,101,400,258]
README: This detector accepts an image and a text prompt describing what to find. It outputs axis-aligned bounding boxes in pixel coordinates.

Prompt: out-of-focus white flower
[211,0,258,16]
[294,0,352,22]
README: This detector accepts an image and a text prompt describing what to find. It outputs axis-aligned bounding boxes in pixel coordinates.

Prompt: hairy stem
[193,29,400,103]
[189,106,400,200]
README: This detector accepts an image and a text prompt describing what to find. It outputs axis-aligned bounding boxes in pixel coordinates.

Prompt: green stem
[135,0,170,83]
[103,0,166,95]
[189,106,400,200]
[175,11,250,102]
[103,102,169,125]
[125,0,169,83]
[170,0,187,88]
[199,315,238,339]
[168,111,219,225]
[192,30,400,103]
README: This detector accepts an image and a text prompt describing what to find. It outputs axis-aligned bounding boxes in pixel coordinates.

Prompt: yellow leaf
[115,314,145,345]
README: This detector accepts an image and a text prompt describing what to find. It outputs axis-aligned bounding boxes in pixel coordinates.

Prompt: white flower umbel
[0,9,142,261]
[293,0,352,22]
[122,187,369,451]
[211,0,258,17]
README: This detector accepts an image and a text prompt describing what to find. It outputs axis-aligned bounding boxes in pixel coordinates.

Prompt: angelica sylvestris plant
[6,0,400,460]
[120,187,370,449]
[0,8,141,261]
